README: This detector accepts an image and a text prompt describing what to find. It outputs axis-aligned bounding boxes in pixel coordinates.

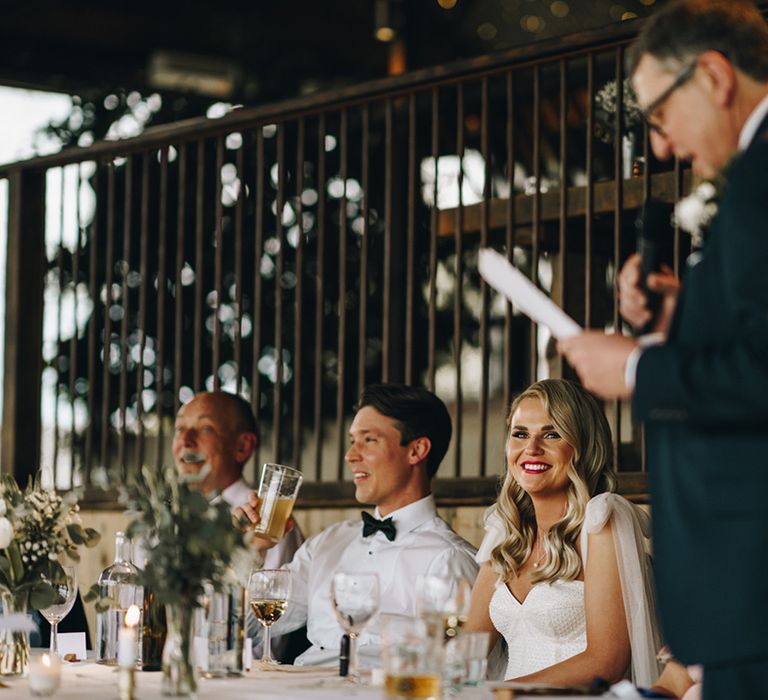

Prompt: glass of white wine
[39,566,78,657]
[247,568,291,665]
[331,572,380,683]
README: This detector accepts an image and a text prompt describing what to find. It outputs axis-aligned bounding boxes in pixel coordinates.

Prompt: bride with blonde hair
[466,379,660,686]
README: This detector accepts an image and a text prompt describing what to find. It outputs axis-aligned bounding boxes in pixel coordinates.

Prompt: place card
[193,636,209,671]
[242,638,252,671]
[56,632,87,661]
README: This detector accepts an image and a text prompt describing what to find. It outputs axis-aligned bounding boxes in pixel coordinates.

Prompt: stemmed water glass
[331,572,380,683]
[40,566,78,657]
[416,574,471,641]
[247,568,292,665]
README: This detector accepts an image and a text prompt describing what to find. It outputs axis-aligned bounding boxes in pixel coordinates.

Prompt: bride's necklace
[532,504,565,569]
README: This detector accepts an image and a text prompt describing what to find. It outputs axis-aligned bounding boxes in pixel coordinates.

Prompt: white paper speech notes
[478,248,582,340]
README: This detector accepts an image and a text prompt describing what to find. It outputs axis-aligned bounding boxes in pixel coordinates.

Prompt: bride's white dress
[490,579,586,679]
[477,493,661,686]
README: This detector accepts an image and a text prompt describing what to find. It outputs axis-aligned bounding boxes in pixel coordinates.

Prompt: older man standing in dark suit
[559,1,768,698]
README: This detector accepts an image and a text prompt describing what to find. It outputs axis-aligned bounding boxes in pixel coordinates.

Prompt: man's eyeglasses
[640,61,697,135]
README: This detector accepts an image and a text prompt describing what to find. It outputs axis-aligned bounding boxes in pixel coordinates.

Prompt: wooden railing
[0,18,685,507]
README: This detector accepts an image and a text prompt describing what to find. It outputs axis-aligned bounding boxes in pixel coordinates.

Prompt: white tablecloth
[0,661,497,700]
[0,661,619,699]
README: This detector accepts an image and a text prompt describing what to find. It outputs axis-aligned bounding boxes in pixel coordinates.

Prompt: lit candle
[118,605,141,668]
[29,653,61,697]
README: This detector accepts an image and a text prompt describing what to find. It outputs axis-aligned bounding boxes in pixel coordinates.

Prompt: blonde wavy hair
[490,379,616,585]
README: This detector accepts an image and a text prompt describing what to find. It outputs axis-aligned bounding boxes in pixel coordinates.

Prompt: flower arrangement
[594,78,643,144]
[0,474,100,610]
[110,465,252,697]
[121,465,250,607]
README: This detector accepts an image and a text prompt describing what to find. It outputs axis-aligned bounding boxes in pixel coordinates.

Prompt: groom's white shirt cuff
[624,333,665,391]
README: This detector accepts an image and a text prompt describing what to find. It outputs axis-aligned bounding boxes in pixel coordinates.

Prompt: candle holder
[28,653,61,697]
[119,665,136,700]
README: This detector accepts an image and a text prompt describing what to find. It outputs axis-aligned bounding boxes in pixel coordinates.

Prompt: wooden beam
[2,170,46,484]
[438,170,692,239]
[78,470,649,510]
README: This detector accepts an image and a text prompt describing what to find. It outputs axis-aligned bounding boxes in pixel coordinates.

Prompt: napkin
[255,664,338,674]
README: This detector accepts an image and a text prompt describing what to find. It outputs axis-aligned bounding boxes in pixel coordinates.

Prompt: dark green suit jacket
[634,113,768,666]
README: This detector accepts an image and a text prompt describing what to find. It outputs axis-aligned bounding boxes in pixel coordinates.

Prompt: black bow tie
[361,511,397,541]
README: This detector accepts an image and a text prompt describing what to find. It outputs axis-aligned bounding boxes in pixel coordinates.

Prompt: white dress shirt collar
[373,493,437,534]
[219,477,252,509]
[738,93,768,151]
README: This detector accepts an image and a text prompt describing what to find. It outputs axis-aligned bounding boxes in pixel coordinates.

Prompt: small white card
[56,632,87,660]
[242,638,252,671]
[193,636,209,671]
[478,247,582,339]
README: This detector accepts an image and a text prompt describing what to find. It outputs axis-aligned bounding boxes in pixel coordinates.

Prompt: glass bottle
[141,587,167,671]
[96,531,143,665]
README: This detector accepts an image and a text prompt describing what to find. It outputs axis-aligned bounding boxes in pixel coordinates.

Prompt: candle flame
[42,653,51,668]
[125,605,141,627]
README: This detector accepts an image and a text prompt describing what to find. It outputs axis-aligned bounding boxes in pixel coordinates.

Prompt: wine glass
[40,566,78,657]
[416,574,471,641]
[331,572,380,683]
[247,568,291,665]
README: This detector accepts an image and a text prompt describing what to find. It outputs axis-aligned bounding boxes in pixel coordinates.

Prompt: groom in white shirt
[236,383,479,667]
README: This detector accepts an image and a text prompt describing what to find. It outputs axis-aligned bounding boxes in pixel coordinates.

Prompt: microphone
[635,199,670,333]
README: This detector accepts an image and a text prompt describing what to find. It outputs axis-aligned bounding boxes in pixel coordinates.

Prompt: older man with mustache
[172,390,306,661]
[172,391,304,577]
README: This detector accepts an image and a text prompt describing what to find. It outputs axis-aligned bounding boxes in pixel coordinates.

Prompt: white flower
[0,517,13,548]
[697,182,716,200]
[674,181,719,247]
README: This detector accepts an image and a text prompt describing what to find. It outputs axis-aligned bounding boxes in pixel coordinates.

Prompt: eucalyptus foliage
[121,465,249,607]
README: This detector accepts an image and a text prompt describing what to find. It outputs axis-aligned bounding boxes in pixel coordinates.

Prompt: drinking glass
[381,616,442,700]
[443,631,490,692]
[253,464,303,543]
[331,572,380,683]
[415,574,471,641]
[39,566,78,657]
[247,568,291,665]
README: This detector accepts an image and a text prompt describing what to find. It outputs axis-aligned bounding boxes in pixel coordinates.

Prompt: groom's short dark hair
[355,384,452,479]
[627,0,768,81]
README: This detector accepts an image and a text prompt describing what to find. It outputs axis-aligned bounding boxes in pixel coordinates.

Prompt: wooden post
[2,168,46,484]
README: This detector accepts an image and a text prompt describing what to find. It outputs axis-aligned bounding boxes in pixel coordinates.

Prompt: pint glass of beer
[254,463,303,542]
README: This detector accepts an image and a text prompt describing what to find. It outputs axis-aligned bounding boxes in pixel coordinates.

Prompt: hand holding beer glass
[236,463,302,544]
